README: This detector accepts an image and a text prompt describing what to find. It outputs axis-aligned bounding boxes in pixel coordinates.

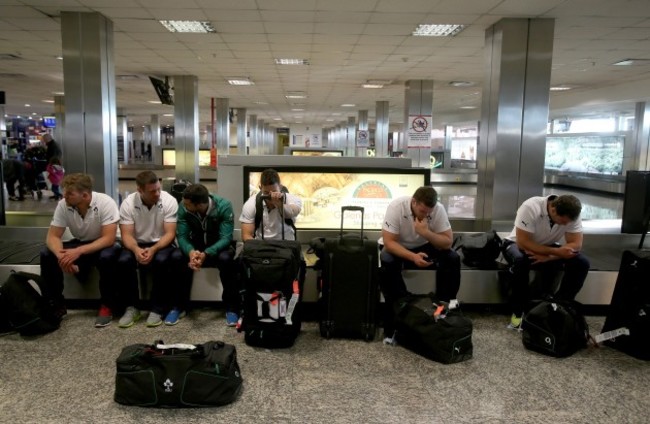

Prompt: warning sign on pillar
[407,115,432,148]
[356,130,369,147]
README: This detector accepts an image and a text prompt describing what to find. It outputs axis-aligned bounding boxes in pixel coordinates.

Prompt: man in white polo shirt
[502,194,590,329]
[116,171,184,328]
[379,186,461,337]
[40,173,121,327]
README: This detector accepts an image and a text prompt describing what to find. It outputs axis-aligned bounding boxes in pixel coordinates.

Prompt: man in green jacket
[176,184,239,326]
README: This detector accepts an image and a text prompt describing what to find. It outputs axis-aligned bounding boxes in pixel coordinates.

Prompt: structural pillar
[356,110,368,157]
[61,11,118,201]
[476,18,555,230]
[403,80,433,168]
[375,101,389,157]
[628,102,650,171]
[346,116,356,157]
[150,114,160,164]
[117,107,128,164]
[236,108,247,154]
[249,115,258,155]
[173,75,199,183]
[215,98,229,155]
[53,95,65,150]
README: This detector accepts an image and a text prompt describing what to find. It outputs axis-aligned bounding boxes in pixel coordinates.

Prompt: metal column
[249,115,258,155]
[346,116,356,157]
[214,98,229,155]
[476,18,555,230]
[117,108,128,164]
[356,110,368,157]
[403,80,433,168]
[375,101,389,157]
[173,75,199,183]
[53,95,65,150]
[61,11,119,201]
[236,108,247,154]
[628,102,650,171]
[150,114,160,164]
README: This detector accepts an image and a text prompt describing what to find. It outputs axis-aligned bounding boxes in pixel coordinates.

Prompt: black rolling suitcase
[601,250,650,360]
[240,211,304,348]
[319,206,379,341]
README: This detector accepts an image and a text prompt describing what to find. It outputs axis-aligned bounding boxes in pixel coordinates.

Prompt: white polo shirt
[119,191,178,244]
[506,195,582,245]
[380,195,451,249]
[51,192,119,242]
[239,192,302,240]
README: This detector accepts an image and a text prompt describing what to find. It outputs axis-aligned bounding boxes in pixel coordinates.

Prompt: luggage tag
[285,279,301,325]
[594,327,630,344]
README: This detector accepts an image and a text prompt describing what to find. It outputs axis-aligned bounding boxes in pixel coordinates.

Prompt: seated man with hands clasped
[502,194,590,329]
[176,184,240,327]
[116,171,185,328]
[379,186,461,338]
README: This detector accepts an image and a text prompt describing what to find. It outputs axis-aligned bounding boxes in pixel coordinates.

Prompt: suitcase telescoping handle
[340,206,364,238]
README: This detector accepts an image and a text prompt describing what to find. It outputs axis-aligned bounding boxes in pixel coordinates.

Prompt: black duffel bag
[522,299,590,358]
[0,270,61,336]
[115,340,243,408]
[453,230,502,268]
[393,293,473,364]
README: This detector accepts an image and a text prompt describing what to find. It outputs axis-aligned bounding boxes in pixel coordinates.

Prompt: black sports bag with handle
[114,340,243,408]
[522,299,589,357]
[393,293,473,364]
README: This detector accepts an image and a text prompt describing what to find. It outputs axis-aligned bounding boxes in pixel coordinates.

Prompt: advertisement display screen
[243,166,430,230]
[290,150,343,157]
[545,135,624,175]
[162,149,212,167]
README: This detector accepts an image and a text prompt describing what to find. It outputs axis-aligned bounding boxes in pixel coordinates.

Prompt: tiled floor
[1,310,647,423]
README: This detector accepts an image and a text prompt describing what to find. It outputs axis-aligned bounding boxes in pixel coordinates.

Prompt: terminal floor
[1,310,646,423]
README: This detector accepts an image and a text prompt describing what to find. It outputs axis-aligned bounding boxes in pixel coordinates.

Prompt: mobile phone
[423,256,434,263]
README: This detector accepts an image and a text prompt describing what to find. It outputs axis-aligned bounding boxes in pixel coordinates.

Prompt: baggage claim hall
[1,1,649,423]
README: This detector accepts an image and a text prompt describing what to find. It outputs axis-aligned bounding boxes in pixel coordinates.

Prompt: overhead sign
[356,130,369,147]
[407,115,432,148]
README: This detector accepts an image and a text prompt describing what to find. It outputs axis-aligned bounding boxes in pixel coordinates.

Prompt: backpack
[0,271,61,336]
[171,179,192,203]
[239,239,304,348]
[522,299,589,357]
[453,230,502,268]
[254,185,296,239]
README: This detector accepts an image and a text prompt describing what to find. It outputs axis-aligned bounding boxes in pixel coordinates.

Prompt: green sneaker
[509,314,522,330]
[118,307,141,328]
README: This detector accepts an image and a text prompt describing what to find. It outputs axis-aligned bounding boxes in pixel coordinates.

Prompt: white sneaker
[118,307,141,328]
[146,311,163,327]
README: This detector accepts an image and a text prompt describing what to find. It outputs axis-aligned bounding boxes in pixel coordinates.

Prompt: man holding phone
[378,186,461,338]
[502,194,590,329]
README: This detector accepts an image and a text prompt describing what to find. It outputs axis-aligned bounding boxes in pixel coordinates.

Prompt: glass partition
[545,133,625,175]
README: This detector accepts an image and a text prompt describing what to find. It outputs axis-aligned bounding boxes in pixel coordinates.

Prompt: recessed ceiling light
[159,20,216,33]
[291,108,305,111]
[253,101,268,105]
[286,95,307,99]
[227,78,254,86]
[459,106,476,109]
[449,81,475,87]
[163,113,173,117]
[24,104,30,107]
[326,119,334,122]
[275,58,310,65]
[612,58,650,66]
[42,99,54,103]
[55,56,63,60]
[52,91,64,95]
[550,86,573,91]
[412,24,465,37]
[341,104,355,107]
[362,84,384,89]
[273,118,282,121]
[148,100,162,104]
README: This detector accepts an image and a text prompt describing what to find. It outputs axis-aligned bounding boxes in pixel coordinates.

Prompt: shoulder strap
[254,185,297,240]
